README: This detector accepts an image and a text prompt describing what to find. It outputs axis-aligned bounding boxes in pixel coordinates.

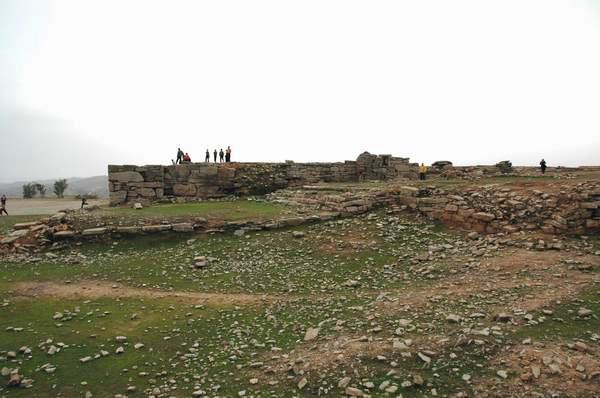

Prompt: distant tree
[35,183,47,197]
[22,183,37,199]
[53,179,68,198]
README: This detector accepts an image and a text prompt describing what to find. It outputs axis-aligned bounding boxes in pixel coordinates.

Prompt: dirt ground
[2,198,107,216]
[12,280,277,306]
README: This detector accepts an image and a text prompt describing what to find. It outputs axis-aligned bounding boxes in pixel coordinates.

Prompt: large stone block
[174,165,191,180]
[109,191,127,206]
[82,227,109,236]
[109,171,144,183]
[195,166,219,178]
[217,167,236,179]
[14,221,42,230]
[172,223,194,232]
[116,226,142,234]
[137,188,156,197]
[473,212,496,222]
[173,184,197,196]
[142,224,172,232]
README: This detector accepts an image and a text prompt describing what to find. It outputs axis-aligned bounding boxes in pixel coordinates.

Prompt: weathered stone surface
[173,184,197,197]
[82,227,108,236]
[108,153,418,205]
[172,223,194,232]
[110,171,144,183]
[53,231,76,238]
[142,224,172,232]
[116,226,142,234]
[13,221,41,230]
[9,229,29,238]
[1,236,20,244]
[473,212,495,222]
[109,191,127,206]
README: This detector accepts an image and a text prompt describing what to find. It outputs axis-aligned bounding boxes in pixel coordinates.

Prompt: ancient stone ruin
[108,152,417,206]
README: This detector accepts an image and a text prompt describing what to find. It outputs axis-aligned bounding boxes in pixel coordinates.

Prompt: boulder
[432,161,453,169]
[495,161,513,174]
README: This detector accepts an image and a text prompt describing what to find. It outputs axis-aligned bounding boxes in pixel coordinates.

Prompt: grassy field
[0,200,293,234]
[108,200,290,220]
[1,211,599,397]
[64,200,295,231]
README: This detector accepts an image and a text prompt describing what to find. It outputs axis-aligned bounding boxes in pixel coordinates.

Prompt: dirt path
[12,280,278,306]
[4,198,107,216]
[379,249,600,315]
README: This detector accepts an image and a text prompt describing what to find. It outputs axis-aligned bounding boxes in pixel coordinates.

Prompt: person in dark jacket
[205,149,210,162]
[176,147,183,164]
[213,149,217,163]
[219,149,224,163]
[540,159,547,174]
[0,194,7,216]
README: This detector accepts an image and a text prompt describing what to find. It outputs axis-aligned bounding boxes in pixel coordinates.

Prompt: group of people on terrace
[174,146,232,165]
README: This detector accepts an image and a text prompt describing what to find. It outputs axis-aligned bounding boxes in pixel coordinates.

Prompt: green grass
[512,284,600,342]
[1,212,450,295]
[0,212,460,396]
[4,208,596,397]
[0,215,44,234]
[0,294,287,397]
[108,200,289,220]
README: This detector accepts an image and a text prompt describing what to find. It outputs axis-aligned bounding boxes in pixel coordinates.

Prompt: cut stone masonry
[108,152,417,206]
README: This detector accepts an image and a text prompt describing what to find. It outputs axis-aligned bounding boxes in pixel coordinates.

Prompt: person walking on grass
[540,158,547,174]
[213,149,217,163]
[205,149,210,163]
[219,148,224,163]
[0,194,8,216]
[419,163,428,180]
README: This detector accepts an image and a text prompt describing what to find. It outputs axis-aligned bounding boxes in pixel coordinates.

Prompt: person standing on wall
[540,158,547,174]
[419,163,428,180]
[225,146,232,162]
[219,148,224,162]
[176,147,183,164]
[205,149,210,162]
[213,149,217,163]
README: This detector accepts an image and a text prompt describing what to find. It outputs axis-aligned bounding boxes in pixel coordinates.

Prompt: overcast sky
[1,0,599,182]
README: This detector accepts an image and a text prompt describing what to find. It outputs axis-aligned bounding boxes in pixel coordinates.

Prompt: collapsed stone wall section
[270,182,600,236]
[412,182,600,235]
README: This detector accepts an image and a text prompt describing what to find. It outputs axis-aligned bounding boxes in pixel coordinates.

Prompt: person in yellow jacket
[419,163,428,180]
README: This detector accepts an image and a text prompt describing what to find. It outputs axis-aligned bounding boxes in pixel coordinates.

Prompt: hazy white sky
[1,0,600,181]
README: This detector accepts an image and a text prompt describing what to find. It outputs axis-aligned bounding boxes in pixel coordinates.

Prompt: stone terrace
[108,152,417,205]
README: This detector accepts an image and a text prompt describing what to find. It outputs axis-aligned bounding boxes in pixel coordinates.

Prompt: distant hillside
[0,176,108,198]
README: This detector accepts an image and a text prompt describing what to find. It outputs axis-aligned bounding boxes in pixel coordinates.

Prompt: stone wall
[270,182,600,236]
[408,182,600,235]
[108,153,417,205]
